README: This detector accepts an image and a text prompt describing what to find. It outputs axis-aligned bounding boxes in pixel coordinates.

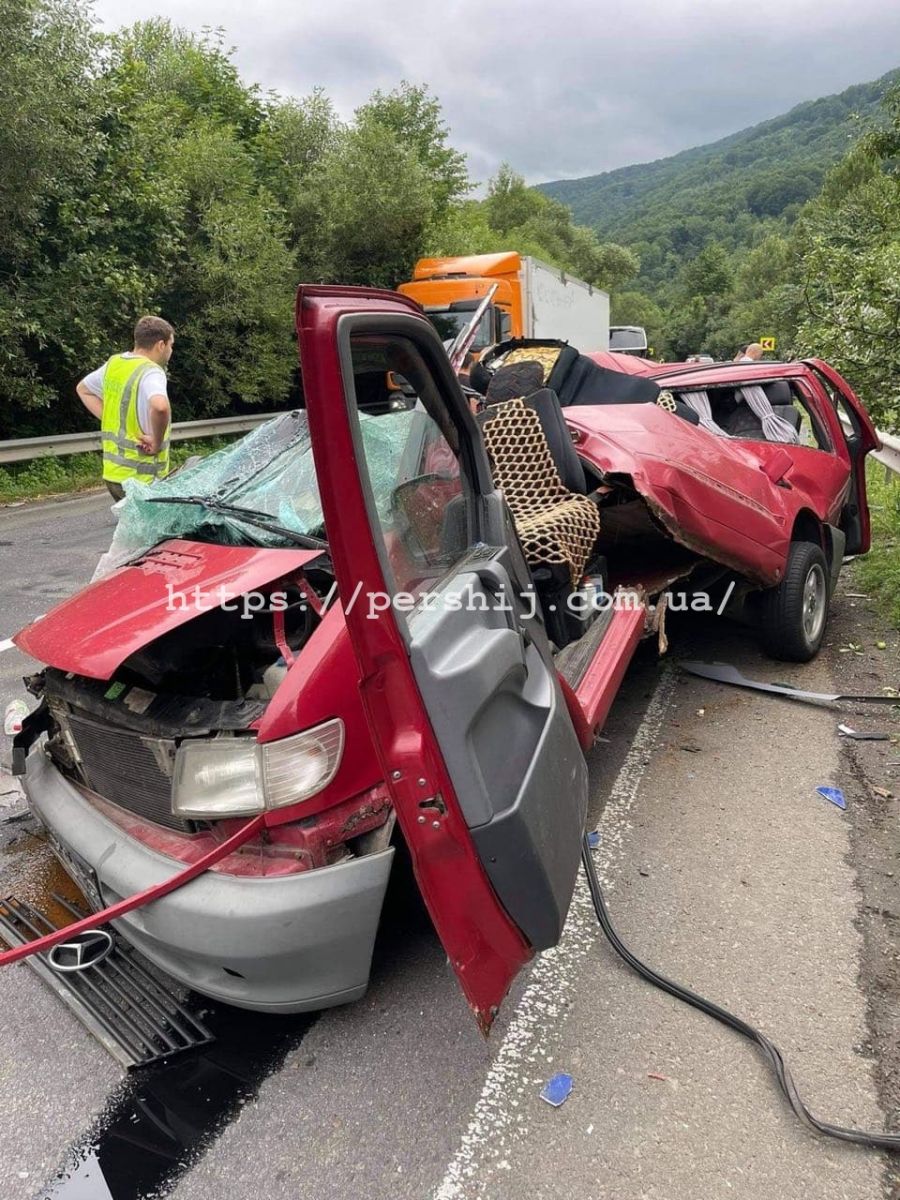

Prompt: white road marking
[0,614,46,653]
[433,665,677,1200]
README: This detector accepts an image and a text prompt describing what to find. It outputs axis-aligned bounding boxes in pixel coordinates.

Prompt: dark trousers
[105,480,126,502]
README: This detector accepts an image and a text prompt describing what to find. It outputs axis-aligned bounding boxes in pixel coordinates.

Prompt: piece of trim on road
[433,667,677,1200]
[681,660,899,705]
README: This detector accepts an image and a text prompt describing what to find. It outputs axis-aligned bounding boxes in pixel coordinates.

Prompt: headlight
[172,720,344,819]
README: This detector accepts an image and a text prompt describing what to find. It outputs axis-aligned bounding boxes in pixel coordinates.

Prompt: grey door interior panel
[408,569,528,829]
[473,709,587,950]
[407,550,588,949]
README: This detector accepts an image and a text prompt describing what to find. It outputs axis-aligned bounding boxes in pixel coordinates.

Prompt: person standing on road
[733,342,764,363]
[76,315,175,501]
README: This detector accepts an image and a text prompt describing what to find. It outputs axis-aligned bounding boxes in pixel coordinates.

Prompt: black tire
[761,540,830,662]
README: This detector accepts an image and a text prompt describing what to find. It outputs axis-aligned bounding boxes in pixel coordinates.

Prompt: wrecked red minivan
[9,287,878,1030]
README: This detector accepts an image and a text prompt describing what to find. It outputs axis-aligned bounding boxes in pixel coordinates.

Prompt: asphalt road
[0,489,895,1200]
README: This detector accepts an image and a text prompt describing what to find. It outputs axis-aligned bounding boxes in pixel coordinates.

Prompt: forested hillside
[538,72,898,290]
[536,69,900,432]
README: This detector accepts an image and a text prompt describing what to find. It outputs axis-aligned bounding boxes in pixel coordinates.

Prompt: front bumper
[23,750,394,1013]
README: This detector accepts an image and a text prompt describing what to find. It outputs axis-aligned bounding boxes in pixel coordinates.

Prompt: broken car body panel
[14,541,321,680]
[565,402,842,586]
[573,355,870,576]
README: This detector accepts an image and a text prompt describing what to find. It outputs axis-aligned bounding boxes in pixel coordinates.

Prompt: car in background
[608,325,649,355]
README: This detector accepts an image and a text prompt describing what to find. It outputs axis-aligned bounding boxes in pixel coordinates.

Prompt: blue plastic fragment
[587,830,601,849]
[816,786,847,810]
[540,1072,574,1107]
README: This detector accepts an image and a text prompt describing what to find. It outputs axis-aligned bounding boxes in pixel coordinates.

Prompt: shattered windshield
[95,409,419,576]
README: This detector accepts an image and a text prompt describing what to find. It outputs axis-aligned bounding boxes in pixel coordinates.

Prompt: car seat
[478,396,600,587]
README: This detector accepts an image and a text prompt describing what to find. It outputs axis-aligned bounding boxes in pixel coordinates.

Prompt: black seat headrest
[763,380,793,407]
[485,361,545,403]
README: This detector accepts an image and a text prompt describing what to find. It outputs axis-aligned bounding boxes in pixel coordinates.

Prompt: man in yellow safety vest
[76,315,175,501]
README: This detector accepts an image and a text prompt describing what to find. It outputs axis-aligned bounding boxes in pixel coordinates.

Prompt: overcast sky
[91,0,900,186]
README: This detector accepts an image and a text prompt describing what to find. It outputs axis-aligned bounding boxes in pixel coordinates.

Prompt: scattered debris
[647,1072,668,1082]
[651,592,669,656]
[816,786,847,810]
[680,744,703,753]
[876,641,888,650]
[587,830,601,849]
[3,699,28,736]
[873,786,894,800]
[838,724,890,741]
[0,895,213,1068]
[540,1072,574,1108]
[845,593,870,599]
[838,642,864,655]
[680,661,900,707]
[696,708,705,717]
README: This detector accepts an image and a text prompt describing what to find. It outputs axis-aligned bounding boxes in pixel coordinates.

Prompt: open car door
[296,285,588,1031]
[808,359,879,554]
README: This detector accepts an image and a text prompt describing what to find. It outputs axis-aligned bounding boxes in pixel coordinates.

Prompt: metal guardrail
[0,413,279,466]
[0,408,898,477]
[873,428,900,480]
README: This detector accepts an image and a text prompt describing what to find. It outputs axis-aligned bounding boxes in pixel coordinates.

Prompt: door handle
[473,564,531,662]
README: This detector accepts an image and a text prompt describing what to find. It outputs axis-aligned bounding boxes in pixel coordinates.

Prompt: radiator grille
[66,712,190,832]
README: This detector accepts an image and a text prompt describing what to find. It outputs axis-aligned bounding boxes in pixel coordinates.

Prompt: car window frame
[335,312,489,614]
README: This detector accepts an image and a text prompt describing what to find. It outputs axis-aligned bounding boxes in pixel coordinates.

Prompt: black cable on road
[581,832,900,1152]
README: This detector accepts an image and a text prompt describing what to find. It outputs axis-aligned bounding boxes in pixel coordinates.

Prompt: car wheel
[761,540,829,662]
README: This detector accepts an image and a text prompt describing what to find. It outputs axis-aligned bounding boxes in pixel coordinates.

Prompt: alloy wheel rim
[802,563,827,643]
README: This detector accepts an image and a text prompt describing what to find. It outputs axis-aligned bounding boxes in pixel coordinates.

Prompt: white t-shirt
[80,352,168,435]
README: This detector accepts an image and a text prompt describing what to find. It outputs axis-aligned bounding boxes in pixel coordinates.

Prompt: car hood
[14,539,322,680]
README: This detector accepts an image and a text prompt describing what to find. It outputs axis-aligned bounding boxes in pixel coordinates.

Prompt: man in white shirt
[76,316,174,500]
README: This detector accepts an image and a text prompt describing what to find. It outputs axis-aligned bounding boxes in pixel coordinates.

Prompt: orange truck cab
[398,252,609,354]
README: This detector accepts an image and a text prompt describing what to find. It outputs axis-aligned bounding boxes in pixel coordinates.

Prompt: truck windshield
[425,306,493,350]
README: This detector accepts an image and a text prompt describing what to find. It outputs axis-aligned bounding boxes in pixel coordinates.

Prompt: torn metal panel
[680,660,900,705]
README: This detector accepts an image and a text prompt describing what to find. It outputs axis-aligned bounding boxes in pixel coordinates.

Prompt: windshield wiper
[145,496,328,552]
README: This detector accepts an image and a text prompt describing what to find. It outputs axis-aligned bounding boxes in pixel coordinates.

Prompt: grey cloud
[92,0,900,183]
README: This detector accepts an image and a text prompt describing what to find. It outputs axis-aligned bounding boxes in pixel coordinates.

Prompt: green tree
[610,291,667,353]
[256,89,341,224]
[355,82,469,218]
[301,121,434,287]
[93,23,296,415]
[794,86,900,430]
[482,164,638,290]
[155,122,295,412]
[0,0,100,421]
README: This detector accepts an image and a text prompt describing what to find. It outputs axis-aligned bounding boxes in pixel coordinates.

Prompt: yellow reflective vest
[100,354,170,484]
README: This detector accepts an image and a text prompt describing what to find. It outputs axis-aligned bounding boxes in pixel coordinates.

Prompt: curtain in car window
[739,386,800,443]
[681,390,728,436]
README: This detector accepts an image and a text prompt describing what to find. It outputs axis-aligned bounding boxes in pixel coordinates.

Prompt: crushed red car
[8,288,878,1030]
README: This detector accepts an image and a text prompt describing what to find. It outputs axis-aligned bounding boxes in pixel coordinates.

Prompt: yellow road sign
[759,336,776,351]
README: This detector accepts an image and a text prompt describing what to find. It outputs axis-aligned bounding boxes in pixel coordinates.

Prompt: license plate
[46,833,103,913]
